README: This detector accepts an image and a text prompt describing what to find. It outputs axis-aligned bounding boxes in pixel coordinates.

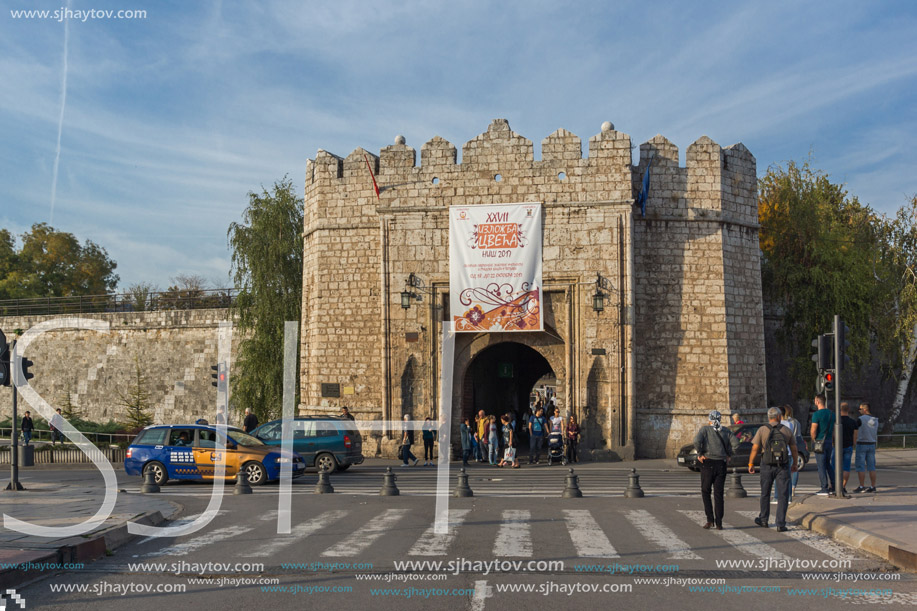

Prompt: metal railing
[876,433,917,449]
[0,288,237,317]
[0,427,136,446]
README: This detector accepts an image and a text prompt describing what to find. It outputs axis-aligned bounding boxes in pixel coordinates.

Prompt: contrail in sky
[50,0,72,226]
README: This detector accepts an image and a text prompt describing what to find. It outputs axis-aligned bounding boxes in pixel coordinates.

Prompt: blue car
[124,424,306,486]
[251,417,364,473]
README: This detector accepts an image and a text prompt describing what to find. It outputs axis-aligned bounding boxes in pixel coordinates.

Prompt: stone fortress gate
[300,119,765,459]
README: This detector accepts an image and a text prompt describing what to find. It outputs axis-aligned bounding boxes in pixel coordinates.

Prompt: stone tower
[300,119,765,458]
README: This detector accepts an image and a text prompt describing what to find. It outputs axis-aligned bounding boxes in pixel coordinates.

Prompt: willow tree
[228,177,304,422]
[759,161,881,397]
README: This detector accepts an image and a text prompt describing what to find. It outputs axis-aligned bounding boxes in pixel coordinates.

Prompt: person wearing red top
[566,415,581,463]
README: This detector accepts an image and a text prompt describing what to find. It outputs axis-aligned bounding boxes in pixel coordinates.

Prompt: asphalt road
[9,461,917,609]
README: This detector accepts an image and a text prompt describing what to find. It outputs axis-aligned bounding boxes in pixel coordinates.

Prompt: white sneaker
[413,458,419,466]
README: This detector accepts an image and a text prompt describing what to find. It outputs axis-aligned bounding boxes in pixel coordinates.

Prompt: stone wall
[300,118,766,457]
[0,310,238,427]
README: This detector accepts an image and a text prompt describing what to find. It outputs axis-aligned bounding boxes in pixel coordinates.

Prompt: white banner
[449,203,543,332]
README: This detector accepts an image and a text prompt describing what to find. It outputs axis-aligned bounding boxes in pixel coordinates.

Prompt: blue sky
[2,0,916,291]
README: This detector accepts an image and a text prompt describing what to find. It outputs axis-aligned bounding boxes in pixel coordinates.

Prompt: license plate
[677,457,685,463]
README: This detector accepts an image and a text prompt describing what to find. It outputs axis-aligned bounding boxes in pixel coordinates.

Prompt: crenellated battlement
[303,119,756,226]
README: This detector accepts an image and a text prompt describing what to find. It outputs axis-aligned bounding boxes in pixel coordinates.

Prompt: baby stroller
[547,432,567,465]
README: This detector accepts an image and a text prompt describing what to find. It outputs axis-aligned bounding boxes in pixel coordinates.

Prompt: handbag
[814,438,825,454]
[503,447,516,462]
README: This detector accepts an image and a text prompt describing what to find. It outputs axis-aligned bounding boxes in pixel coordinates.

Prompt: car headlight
[275,457,292,463]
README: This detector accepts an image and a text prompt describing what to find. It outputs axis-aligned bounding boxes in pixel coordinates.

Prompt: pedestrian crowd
[693,397,882,534]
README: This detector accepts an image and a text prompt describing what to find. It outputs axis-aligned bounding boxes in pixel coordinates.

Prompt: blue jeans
[22,431,32,445]
[759,463,791,528]
[816,440,835,491]
[401,445,416,465]
[462,448,471,466]
[854,443,876,472]
[529,434,543,462]
[841,446,853,472]
[488,437,499,464]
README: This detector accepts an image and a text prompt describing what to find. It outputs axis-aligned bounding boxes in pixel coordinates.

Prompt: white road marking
[135,512,227,547]
[563,510,619,558]
[247,510,349,558]
[494,510,533,557]
[409,509,472,556]
[146,524,253,557]
[471,580,492,611]
[680,510,789,560]
[625,509,701,560]
[736,511,861,562]
[321,509,409,557]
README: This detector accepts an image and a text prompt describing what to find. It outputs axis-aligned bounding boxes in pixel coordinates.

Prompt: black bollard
[380,466,400,496]
[454,468,473,498]
[726,470,747,498]
[624,468,644,498]
[233,471,253,495]
[140,468,160,494]
[563,468,583,498]
[315,470,334,494]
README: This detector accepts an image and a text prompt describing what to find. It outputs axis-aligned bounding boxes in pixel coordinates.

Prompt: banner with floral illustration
[449,203,542,332]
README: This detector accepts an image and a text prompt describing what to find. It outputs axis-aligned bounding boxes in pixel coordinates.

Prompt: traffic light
[823,371,835,392]
[0,329,8,387]
[211,363,227,392]
[811,334,833,371]
[19,356,34,382]
[836,320,851,371]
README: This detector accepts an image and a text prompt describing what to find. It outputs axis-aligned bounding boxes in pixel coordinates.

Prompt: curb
[788,505,917,573]
[0,502,181,590]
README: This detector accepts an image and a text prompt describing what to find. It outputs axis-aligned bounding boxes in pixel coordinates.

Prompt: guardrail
[0,446,126,465]
[877,433,917,449]
[0,427,136,446]
[0,288,237,317]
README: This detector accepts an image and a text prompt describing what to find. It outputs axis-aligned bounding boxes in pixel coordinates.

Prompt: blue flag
[637,159,651,217]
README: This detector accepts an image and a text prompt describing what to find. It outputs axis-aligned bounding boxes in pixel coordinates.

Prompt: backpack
[762,424,789,466]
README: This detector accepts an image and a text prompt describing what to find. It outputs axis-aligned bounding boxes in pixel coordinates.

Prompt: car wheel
[337,464,351,472]
[688,466,700,472]
[315,452,337,474]
[796,454,806,472]
[143,461,168,486]
[242,461,267,486]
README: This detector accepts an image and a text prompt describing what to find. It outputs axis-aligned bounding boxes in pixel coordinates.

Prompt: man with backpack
[748,407,799,532]
[693,411,740,530]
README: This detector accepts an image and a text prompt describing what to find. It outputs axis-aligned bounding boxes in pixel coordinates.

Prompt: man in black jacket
[21,411,34,445]
[694,410,740,530]
[243,408,259,433]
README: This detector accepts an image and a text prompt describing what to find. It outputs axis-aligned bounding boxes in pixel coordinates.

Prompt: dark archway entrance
[462,342,554,425]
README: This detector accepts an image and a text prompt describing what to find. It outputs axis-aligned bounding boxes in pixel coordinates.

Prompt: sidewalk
[787,448,917,573]
[0,481,180,589]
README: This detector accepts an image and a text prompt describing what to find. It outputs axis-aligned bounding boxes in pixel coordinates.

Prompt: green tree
[60,380,81,420]
[759,160,881,397]
[0,223,118,299]
[873,196,917,430]
[228,177,303,422]
[126,281,158,312]
[121,358,154,429]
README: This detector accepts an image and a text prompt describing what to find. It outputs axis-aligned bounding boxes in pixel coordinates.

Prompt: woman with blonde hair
[488,415,500,465]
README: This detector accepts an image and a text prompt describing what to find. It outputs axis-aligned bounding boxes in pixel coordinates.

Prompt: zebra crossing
[138,505,863,565]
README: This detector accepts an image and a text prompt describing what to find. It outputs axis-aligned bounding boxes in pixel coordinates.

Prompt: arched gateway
[299,119,767,459]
